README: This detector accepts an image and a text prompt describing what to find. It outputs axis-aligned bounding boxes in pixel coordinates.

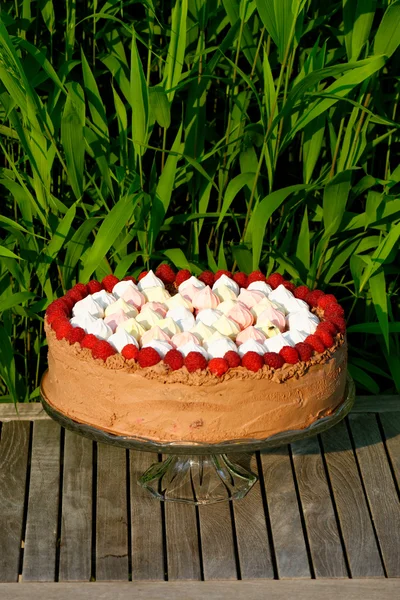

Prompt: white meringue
[85,318,113,340]
[195,308,222,327]
[213,284,238,302]
[212,274,239,295]
[157,317,182,337]
[91,290,116,310]
[104,298,137,318]
[166,307,195,331]
[213,315,240,339]
[264,333,294,353]
[70,313,98,332]
[72,295,104,318]
[137,269,165,291]
[217,299,238,314]
[190,321,216,343]
[204,336,238,359]
[268,284,309,313]
[238,339,266,357]
[178,341,209,359]
[116,318,146,340]
[142,287,171,303]
[282,329,308,345]
[165,293,193,312]
[136,308,163,330]
[112,279,139,298]
[286,311,319,335]
[178,276,206,301]
[108,329,138,352]
[247,281,273,295]
[141,339,173,358]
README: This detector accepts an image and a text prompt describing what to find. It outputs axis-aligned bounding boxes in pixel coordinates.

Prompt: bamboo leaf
[130,30,149,158]
[149,85,171,128]
[165,0,188,101]
[369,269,389,351]
[61,82,85,199]
[323,170,352,238]
[0,292,35,312]
[0,326,17,403]
[217,172,255,229]
[163,248,191,270]
[0,246,22,260]
[374,0,400,59]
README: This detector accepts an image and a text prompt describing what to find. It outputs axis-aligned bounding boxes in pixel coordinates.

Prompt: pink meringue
[140,326,171,347]
[257,306,286,332]
[103,310,130,332]
[192,286,220,310]
[171,331,199,348]
[235,326,267,346]
[122,287,146,309]
[226,303,254,330]
[237,289,265,309]
[143,302,168,317]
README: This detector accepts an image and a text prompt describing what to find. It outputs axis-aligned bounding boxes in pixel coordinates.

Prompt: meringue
[137,270,164,291]
[140,325,171,347]
[286,311,319,335]
[191,321,216,343]
[165,294,193,312]
[141,339,172,358]
[166,307,195,331]
[104,310,132,332]
[236,326,267,346]
[264,333,294,353]
[251,296,286,319]
[91,290,116,310]
[105,298,137,318]
[108,329,138,352]
[122,287,146,309]
[171,331,199,348]
[257,306,286,332]
[178,341,209,359]
[247,281,272,296]
[72,295,104,318]
[205,336,238,359]
[145,302,168,317]
[213,284,237,302]
[195,308,222,327]
[238,339,266,357]
[112,279,139,298]
[212,274,239,295]
[217,299,239,314]
[156,317,182,337]
[136,307,163,330]
[116,318,146,341]
[268,285,309,313]
[255,321,280,338]
[142,287,171,303]
[226,303,254,330]
[192,286,220,310]
[204,330,227,345]
[237,289,264,309]
[70,313,98,332]
[212,315,240,339]
[85,318,113,340]
[282,329,308,345]
[178,276,205,302]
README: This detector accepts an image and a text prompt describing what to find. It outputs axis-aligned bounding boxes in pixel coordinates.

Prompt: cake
[42,267,347,443]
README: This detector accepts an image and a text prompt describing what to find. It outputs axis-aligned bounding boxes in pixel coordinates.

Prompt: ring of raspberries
[46,268,346,377]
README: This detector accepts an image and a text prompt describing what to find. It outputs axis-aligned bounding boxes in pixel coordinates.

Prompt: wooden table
[0,397,399,599]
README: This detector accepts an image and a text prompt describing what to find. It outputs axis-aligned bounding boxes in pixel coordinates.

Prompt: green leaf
[130,30,149,158]
[359,221,400,290]
[217,172,255,229]
[163,248,191,270]
[62,218,100,288]
[347,323,400,334]
[0,292,35,312]
[303,115,325,183]
[323,170,352,237]
[149,85,171,128]
[343,0,376,61]
[61,82,85,199]
[81,49,109,143]
[348,364,380,393]
[255,0,303,63]
[296,206,310,270]
[373,0,400,59]
[206,245,218,272]
[165,0,188,101]
[0,326,17,402]
[0,245,22,259]
[369,270,389,351]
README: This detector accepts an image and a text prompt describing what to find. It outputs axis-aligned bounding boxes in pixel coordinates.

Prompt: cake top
[45,266,346,377]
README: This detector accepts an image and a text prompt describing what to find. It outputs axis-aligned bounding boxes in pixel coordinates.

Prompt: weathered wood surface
[379,412,400,490]
[0,422,30,582]
[291,436,348,578]
[164,499,202,580]
[59,431,93,581]
[96,444,129,581]
[349,414,400,577]
[22,421,61,582]
[0,580,399,600]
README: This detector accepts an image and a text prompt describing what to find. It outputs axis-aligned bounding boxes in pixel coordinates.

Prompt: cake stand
[40,373,355,505]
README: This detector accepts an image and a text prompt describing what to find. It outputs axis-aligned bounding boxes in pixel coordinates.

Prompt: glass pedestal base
[139,454,257,504]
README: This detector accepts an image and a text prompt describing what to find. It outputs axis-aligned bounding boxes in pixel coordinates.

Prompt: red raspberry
[185,351,207,372]
[92,340,117,361]
[52,319,73,340]
[247,271,266,284]
[266,273,285,289]
[123,275,137,284]
[233,272,248,289]
[175,269,191,286]
[317,330,334,349]
[46,299,69,316]
[305,289,324,307]
[121,344,139,361]
[224,351,241,368]
[137,347,161,367]
[60,295,74,311]
[305,334,325,354]
[164,349,184,371]
[102,274,119,293]
[66,326,86,344]
[155,264,176,284]
[324,303,345,319]
[294,285,310,300]
[264,352,284,369]
[318,294,338,310]
[208,358,229,376]
[198,271,215,287]
[317,321,337,336]
[279,346,300,365]
[87,280,103,294]
[46,308,68,325]
[72,283,88,298]
[215,270,232,280]
[295,342,314,361]
[327,316,346,334]
[282,281,296,292]
[81,334,99,350]
[138,271,149,281]
[242,351,264,372]
[66,288,85,304]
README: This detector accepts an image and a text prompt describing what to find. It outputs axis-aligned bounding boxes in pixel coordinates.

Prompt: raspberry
[247,271,266,284]
[327,316,346,334]
[185,351,207,372]
[215,270,232,280]
[305,334,325,354]
[102,274,119,293]
[123,275,137,284]
[324,303,345,319]
[72,283,88,298]
[294,285,310,300]
[46,308,68,325]
[305,289,324,307]
[282,281,296,292]
[266,273,285,289]
[317,321,337,336]
[317,330,334,348]
[87,280,103,294]
[279,346,300,365]
[137,347,161,367]
[164,349,184,370]
[175,269,191,286]
[60,296,74,311]
[121,344,139,361]
[208,358,229,376]
[264,352,284,369]
[317,294,338,310]
[233,272,248,289]
[46,299,69,316]
[295,342,313,361]
[138,271,149,281]
[198,271,215,287]
[155,264,176,284]
[92,340,117,361]
[66,288,85,304]
[242,351,264,372]
[81,334,99,350]
[224,351,241,368]
[52,319,73,340]
[66,326,86,344]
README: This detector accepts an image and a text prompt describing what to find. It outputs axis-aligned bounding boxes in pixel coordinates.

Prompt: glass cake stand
[40,372,355,505]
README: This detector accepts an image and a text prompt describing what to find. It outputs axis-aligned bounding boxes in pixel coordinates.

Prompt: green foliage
[0,0,399,401]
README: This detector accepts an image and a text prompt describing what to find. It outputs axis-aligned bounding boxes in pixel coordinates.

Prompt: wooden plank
[0,404,49,420]
[59,431,93,581]
[349,413,400,577]
[260,446,310,578]
[0,421,30,582]
[96,443,129,581]
[231,453,274,579]
[379,412,400,490]
[321,420,384,577]
[198,502,237,580]
[22,420,61,581]
[291,436,348,578]
[353,395,400,413]
[129,451,165,581]
[1,580,400,600]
